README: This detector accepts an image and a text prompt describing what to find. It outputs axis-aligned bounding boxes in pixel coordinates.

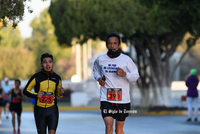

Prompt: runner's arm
[21,90,25,101]
[125,59,139,83]
[56,79,63,98]
[7,89,12,102]
[0,88,4,98]
[2,88,5,97]
[23,75,38,98]
[93,58,102,81]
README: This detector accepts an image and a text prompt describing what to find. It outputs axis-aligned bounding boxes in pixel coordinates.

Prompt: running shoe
[13,130,16,134]
[194,118,198,122]
[186,118,191,122]
[17,129,20,134]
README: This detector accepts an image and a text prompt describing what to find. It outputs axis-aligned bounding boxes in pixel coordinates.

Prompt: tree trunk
[131,32,196,107]
[140,88,149,107]
[162,86,172,106]
[151,87,164,106]
[151,86,171,106]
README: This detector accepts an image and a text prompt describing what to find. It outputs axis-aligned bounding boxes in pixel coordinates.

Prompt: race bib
[12,98,20,103]
[39,92,53,104]
[107,88,122,101]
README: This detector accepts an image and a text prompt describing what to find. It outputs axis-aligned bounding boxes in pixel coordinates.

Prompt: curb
[141,110,187,115]
[128,110,188,116]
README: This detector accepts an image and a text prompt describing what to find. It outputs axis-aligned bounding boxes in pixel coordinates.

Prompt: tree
[133,0,200,106]
[0,24,24,47]
[178,34,200,80]
[0,47,36,79]
[0,24,36,79]
[25,8,75,79]
[0,0,48,28]
[49,0,200,107]
[49,0,139,46]
[0,0,27,28]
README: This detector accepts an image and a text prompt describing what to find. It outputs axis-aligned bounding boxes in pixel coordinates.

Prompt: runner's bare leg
[103,117,114,134]
[48,130,55,134]
[115,120,125,134]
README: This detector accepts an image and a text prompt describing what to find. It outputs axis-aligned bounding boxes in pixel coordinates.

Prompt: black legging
[34,105,59,134]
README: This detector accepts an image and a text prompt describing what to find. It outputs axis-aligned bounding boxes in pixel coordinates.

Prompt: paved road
[0,110,200,134]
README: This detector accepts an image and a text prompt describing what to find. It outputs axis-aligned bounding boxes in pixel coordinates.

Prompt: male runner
[23,53,64,134]
[93,33,139,134]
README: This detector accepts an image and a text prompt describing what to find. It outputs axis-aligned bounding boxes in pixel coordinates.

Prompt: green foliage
[49,0,200,106]
[25,8,75,79]
[139,0,200,36]
[0,47,36,79]
[0,0,50,28]
[0,24,36,80]
[136,0,200,81]
[49,0,200,71]
[0,0,25,28]
[49,0,200,45]
[49,0,139,46]
[0,1,76,80]
[0,24,24,48]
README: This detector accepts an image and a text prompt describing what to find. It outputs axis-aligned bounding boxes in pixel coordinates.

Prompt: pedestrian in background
[185,69,199,122]
[7,79,25,134]
[2,77,12,119]
[0,80,5,124]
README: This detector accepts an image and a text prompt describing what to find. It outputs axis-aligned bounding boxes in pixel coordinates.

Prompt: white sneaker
[0,120,2,124]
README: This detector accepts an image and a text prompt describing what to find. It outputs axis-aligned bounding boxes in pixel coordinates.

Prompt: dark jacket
[186,75,199,97]
[23,69,63,108]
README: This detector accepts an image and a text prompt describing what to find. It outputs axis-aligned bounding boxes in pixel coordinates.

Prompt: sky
[18,0,51,38]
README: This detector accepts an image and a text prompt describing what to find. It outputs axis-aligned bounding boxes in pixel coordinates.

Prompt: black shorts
[100,101,131,121]
[9,103,22,116]
[34,105,59,134]
[0,98,3,106]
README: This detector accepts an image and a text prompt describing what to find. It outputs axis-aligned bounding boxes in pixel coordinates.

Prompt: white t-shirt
[93,53,139,103]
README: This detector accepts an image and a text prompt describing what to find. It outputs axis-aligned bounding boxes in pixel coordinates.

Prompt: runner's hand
[37,90,44,98]
[8,98,12,103]
[16,95,21,99]
[59,86,64,96]
[98,77,106,86]
[116,67,126,77]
